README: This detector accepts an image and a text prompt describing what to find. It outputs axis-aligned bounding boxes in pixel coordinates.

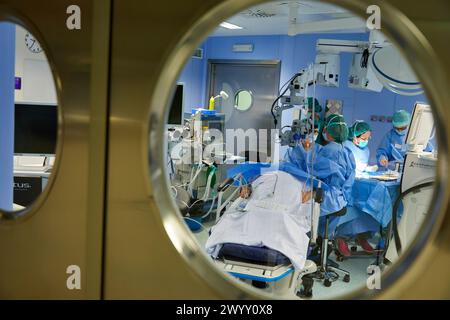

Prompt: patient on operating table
[205,170,313,270]
[239,182,312,203]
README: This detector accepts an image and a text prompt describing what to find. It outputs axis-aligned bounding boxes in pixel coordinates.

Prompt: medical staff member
[343,121,377,176]
[318,115,356,216]
[376,110,432,168]
[336,120,377,256]
[285,114,355,214]
[284,117,323,171]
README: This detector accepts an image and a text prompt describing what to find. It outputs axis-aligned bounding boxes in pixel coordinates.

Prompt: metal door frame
[0,0,111,299]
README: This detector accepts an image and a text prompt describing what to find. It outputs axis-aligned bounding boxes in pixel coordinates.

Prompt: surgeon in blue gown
[376,110,433,169]
[336,121,379,256]
[343,121,377,176]
[285,114,356,219]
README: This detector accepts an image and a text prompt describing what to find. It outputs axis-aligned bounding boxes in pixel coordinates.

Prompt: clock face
[24,33,43,53]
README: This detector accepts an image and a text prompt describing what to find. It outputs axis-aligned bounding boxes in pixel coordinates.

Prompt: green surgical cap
[325,114,348,143]
[392,110,411,127]
[314,117,323,130]
[325,114,344,126]
[349,121,371,138]
[307,97,322,113]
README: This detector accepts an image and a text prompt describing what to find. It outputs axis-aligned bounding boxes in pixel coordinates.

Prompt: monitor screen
[168,84,184,125]
[14,104,58,155]
[406,103,434,149]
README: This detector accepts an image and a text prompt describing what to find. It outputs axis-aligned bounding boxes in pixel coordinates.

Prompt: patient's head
[239,185,252,199]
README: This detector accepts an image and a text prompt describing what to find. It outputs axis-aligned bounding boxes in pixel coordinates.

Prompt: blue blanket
[226,162,329,191]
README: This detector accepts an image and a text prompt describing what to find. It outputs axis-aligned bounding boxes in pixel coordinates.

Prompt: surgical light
[219,22,243,30]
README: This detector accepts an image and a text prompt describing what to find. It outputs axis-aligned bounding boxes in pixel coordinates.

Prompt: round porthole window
[153,0,449,299]
[234,90,253,111]
[0,22,60,219]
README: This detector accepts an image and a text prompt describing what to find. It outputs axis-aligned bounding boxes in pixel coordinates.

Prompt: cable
[198,165,217,201]
[390,181,434,255]
[278,73,300,95]
[271,85,291,128]
[360,48,369,68]
[271,72,302,128]
[170,186,178,198]
[201,196,217,219]
[188,163,204,197]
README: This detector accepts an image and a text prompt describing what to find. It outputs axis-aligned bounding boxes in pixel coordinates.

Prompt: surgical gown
[343,140,370,175]
[285,141,356,216]
[284,143,322,173]
[376,128,433,167]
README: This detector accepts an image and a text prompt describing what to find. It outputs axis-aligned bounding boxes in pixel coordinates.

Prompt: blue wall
[0,23,16,211]
[178,42,208,115]
[178,33,428,163]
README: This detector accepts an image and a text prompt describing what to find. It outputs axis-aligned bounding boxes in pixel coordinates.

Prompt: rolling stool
[313,208,351,287]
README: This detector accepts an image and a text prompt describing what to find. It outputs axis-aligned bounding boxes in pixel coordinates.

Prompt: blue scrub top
[376,128,434,167]
[285,141,356,216]
[376,129,407,166]
[343,140,370,175]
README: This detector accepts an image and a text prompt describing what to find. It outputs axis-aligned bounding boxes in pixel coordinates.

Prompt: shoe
[336,238,351,257]
[357,238,374,253]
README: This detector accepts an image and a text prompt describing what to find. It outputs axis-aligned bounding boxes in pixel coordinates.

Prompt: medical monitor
[405,103,434,152]
[168,84,184,126]
[14,103,58,156]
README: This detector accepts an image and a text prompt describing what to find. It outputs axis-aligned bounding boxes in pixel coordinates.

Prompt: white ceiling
[211,1,367,37]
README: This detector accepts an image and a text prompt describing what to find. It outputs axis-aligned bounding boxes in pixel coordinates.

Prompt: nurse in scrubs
[336,120,378,256]
[343,121,378,176]
[376,110,433,169]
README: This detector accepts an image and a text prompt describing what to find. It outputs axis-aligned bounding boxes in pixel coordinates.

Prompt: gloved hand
[380,158,388,167]
[365,165,379,172]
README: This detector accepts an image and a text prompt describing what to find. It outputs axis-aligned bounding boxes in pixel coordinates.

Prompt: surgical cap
[349,121,371,138]
[307,97,323,113]
[325,114,349,143]
[392,110,411,128]
[325,114,344,126]
[314,117,323,130]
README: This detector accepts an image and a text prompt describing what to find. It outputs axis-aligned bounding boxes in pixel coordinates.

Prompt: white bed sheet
[205,171,312,270]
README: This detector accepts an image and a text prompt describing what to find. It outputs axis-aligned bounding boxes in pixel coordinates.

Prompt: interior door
[103,0,450,300]
[0,0,110,299]
[208,60,281,161]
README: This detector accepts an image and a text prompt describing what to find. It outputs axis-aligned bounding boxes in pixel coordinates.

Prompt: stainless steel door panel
[0,0,110,299]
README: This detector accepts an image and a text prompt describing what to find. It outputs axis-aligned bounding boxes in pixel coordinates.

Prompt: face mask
[395,129,407,136]
[314,134,318,141]
[358,140,369,148]
[322,131,330,142]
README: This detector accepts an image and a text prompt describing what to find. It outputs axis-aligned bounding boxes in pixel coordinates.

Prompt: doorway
[207,60,281,161]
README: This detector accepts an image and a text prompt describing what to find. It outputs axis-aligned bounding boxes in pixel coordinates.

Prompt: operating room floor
[304,252,375,299]
[192,221,376,300]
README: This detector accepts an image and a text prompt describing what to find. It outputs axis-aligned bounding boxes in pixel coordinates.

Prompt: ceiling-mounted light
[220,22,243,30]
